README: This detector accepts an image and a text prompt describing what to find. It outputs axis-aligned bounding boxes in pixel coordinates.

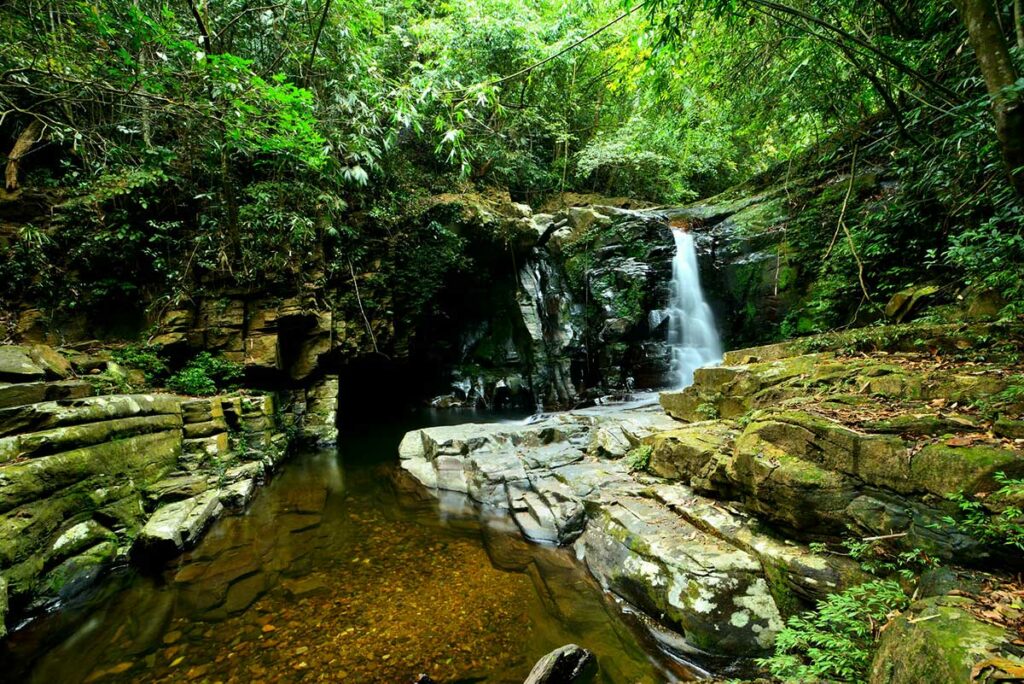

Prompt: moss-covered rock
[911,443,1024,498]
[868,596,1016,684]
[0,430,181,514]
[647,421,737,494]
[0,347,46,382]
[0,413,183,463]
[736,410,910,493]
[995,419,1024,439]
[576,496,784,655]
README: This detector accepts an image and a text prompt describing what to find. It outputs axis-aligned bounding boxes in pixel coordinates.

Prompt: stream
[1,410,693,683]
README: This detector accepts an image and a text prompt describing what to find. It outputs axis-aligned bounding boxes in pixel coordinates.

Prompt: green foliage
[820,538,939,580]
[168,353,244,396]
[695,401,720,420]
[757,580,909,683]
[111,344,168,384]
[943,471,1024,551]
[625,444,653,472]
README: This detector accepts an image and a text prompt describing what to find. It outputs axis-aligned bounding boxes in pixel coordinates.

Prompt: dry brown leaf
[970,656,1024,680]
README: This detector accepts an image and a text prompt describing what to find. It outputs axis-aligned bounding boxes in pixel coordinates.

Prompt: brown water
[2,412,691,683]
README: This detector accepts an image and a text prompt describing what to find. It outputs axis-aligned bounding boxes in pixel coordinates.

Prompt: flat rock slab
[0,347,45,382]
[135,490,224,559]
[398,407,807,656]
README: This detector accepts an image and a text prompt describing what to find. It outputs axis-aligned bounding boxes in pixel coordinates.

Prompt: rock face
[400,406,864,658]
[524,644,595,684]
[0,346,301,635]
[419,204,677,409]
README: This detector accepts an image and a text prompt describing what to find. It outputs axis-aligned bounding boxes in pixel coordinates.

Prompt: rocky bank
[0,343,338,636]
[400,321,1024,678]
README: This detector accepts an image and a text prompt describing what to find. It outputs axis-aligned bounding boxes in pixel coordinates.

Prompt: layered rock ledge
[400,323,1024,669]
[0,343,341,637]
[399,406,865,659]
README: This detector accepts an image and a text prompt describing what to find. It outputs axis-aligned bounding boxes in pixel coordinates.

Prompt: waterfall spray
[667,229,722,387]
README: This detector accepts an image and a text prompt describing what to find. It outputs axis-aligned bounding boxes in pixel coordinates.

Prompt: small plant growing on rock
[625,444,653,472]
[944,471,1024,551]
[111,343,168,384]
[814,538,939,579]
[168,352,244,396]
[696,401,720,420]
[758,579,909,682]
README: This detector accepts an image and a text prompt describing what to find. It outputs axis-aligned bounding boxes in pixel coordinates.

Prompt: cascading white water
[667,229,722,387]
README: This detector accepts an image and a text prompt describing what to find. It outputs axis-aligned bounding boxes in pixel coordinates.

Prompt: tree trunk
[5,120,43,191]
[955,0,1024,195]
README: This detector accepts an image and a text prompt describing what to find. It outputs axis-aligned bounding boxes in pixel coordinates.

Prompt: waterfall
[667,229,722,387]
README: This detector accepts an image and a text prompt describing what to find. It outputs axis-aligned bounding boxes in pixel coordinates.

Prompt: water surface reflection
[3,412,689,683]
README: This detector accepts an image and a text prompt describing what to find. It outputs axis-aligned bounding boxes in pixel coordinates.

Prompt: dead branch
[5,119,43,191]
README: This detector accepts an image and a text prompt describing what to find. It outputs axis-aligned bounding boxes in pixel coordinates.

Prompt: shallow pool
[2,411,694,683]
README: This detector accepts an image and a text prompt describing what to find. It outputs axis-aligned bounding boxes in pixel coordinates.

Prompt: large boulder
[869,596,1017,684]
[577,495,784,655]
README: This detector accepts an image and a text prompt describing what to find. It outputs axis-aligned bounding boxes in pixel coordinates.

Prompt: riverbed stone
[524,643,595,684]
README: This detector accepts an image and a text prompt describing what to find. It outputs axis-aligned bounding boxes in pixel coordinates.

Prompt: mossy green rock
[44,540,119,600]
[0,347,45,382]
[0,393,183,438]
[911,443,1023,497]
[647,421,737,493]
[0,430,181,514]
[735,410,910,492]
[869,596,1015,684]
[0,413,183,463]
[995,419,1024,440]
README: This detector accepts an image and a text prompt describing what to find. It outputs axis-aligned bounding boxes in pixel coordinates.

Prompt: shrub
[758,580,909,682]
[111,343,168,384]
[168,353,244,396]
[944,471,1024,551]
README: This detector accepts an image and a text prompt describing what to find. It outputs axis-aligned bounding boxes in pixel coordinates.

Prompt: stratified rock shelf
[400,321,1024,670]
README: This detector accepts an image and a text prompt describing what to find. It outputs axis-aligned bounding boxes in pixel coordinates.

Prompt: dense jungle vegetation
[1,0,1023,330]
